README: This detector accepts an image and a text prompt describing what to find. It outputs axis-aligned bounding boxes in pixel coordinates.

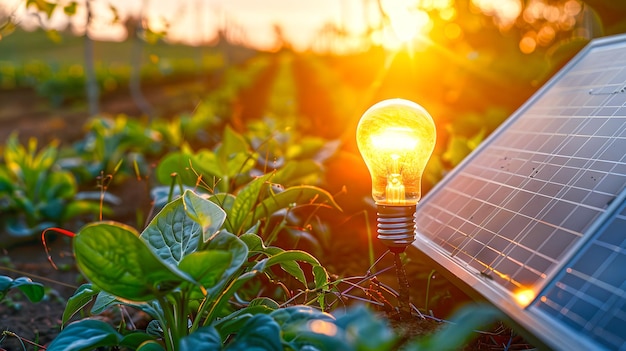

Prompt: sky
[2,0,374,51]
[3,0,573,53]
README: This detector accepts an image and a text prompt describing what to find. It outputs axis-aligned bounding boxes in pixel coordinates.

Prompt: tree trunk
[84,0,99,116]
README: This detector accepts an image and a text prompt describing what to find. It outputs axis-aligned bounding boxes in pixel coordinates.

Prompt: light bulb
[357,98,436,205]
[357,98,436,251]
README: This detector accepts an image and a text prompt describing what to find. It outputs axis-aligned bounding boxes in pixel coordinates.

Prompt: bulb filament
[386,154,406,204]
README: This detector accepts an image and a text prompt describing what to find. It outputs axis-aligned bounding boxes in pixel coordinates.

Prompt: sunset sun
[374,0,454,50]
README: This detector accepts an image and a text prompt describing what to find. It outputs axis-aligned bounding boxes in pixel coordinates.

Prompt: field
[0,22,579,350]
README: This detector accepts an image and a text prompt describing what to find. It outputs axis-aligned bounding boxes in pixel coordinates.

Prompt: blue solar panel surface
[535,196,626,350]
[412,34,626,350]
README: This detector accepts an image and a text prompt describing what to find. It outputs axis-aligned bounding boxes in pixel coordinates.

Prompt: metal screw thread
[376,204,416,252]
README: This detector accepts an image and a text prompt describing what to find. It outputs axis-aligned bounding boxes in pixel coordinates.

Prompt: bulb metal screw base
[376,204,416,253]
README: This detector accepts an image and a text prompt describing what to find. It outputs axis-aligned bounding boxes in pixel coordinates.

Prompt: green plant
[150,107,221,150]
[44,185,504,350]
[47,189,333,350]
[155,125,258,194]
[0,134,102,239]
[154,122,341,249]
[67,115,162,181]
[0,275,45,304]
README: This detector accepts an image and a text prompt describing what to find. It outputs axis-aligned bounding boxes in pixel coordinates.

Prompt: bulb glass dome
[357,99,436,205]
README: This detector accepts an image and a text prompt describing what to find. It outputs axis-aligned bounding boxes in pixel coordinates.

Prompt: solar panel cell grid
[534,203,626,350]
[412,34,626,350]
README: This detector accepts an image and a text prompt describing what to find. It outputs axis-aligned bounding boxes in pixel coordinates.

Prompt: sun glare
[471,0,522,29]
[375,0,457,50]
[514,288,536,306]
[377,0,432,49]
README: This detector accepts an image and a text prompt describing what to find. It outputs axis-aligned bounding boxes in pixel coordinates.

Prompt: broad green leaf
[271,306,343,350]
[63,284,100,326]
[74,222,194,302]
[239,233,328,289]
[146,319,163,337]
[250,249,324,287]
[245,185,342,231]
[12,276,45,302]
[137,340,166,351]
[284,325,351,351]
[205,270,260,325]
[272,160,323,187]
[225,314,282,351]
[90,291,115,314]
[0,167,13,192]
[62,200,108,222]
[219,125,249,156]
[266,250,321,269]
[202,231,248,298]
[6,219,53,238]
[239,232,265,252]
[155,151,200,187]
[42,170,76,200]
[217,126,256,178]
[214,300,277,339]
[29,138,59,171]
[46,319,122,351]
[141,190,217,266]
[313,265,329,290]
[193,150,221,178]
[90,287,166,319]
[229,173,273,234]
[244,221,260,234]
[0,276,44,302]
[120,333,158,349]
[249,297,280,310]
[214,313,254,341]
[181,190,226,243]
[0,276,12,292]
[270,306,334,333]
[179,326,223,351]
[264,247,306,285]
[209,193,236,215]
[179,250,232,298]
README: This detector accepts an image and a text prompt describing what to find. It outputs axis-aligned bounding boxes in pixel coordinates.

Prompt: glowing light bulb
[357,99,436,205]
[357,99,436,251]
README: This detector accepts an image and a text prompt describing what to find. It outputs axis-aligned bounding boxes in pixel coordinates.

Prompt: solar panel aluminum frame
[411,33,626,351]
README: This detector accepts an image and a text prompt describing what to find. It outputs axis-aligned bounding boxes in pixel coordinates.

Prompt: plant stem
[1,331,46,350]
[424,269,436,313]
[393,252,412,319]
[157,296,177,351]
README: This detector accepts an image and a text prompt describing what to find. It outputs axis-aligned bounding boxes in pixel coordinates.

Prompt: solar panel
[412,33,626,351]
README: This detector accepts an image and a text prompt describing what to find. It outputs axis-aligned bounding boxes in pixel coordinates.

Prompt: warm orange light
[471,0,522,29]
[514,288,536,306]
[308,320,338,336]
[357,99,437,205]
[378,0,431,48]
[519,36,537,54]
